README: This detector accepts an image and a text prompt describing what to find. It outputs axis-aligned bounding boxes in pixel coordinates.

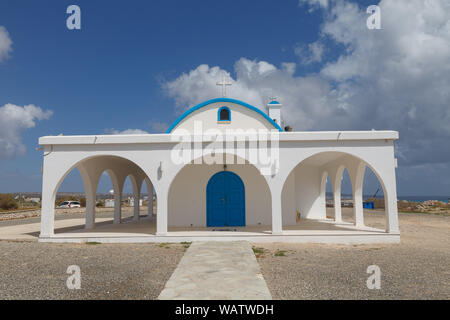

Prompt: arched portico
[279,150,397,233]
[40,154,157,237]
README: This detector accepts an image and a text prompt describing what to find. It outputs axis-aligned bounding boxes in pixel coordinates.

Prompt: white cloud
[0,26,12,62]
[0,104,52,159]
[105,128,149,135]
[298,0,329,11]
[105,122,170,135]
[317,0,450,166]
[164,0,450,169]
[164,58,354,131]
[295,41,325,64]
[148,120,169,133]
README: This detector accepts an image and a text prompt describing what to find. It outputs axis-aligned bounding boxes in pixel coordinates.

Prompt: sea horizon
[325,193,449,203]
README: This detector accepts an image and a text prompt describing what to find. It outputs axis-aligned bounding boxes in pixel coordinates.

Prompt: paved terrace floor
[0,209,398,244]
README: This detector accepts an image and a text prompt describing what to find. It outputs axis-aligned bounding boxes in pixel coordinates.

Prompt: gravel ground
[0,242,185,299]
[255,209,450,299]
[0,208,448,300]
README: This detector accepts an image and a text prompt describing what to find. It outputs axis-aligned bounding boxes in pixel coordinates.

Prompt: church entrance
[206,171,245,227]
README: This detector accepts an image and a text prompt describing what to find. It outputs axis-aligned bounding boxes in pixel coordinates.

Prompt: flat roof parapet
[38,131,398,145]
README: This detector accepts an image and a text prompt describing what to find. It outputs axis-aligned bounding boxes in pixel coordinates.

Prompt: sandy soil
[255,208,450,299]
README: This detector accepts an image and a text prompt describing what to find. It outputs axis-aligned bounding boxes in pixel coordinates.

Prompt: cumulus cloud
[163,0,450,171]
[164,58,357,132]
[104,128,149,135]
[295,41,325,64]
[105,122,170,135]
[148,120,170,133]
[317,0,450,166]
[0,104,52,159]
[0,26,12,62]
[298,0,329,11]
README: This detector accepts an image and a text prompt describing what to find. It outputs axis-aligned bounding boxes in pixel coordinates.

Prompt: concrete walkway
[0,218,112,241]
[158,241,272,300]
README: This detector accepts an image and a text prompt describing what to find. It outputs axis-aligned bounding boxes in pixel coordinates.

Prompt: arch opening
[54,168,85,214]
[362,168,387,230]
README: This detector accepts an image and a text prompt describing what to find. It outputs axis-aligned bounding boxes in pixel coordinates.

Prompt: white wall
[173,102,275,133]
[281,164,322,223]
[294,165,322,219]
[168,163,272,227]
[281,171,296,226]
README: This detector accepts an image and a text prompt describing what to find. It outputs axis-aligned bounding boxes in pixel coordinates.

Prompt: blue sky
[0,0,449,196]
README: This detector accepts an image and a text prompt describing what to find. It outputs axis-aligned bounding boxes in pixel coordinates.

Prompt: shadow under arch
[281,151,389,229]
[51,154,158,231]
[167,153,272,230]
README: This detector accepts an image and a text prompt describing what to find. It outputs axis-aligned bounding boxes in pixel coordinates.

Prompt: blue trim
[166,98,283,133]
[217,106,231,121]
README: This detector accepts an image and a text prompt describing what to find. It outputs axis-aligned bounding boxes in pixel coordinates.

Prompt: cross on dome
[216,74,232,97]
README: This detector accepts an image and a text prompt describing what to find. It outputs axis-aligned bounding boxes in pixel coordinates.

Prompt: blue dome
[269,100,280,105]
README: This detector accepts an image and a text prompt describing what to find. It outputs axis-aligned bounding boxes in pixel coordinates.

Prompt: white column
[85,189,96,229]
[133,191,140,221]
[351,162,365,228]
[271,187,283,235]
[333,190,342,223]
[79,164,99,230]
[40,156,55,238]
[384,171,400,233]
[333,169,343,224]
[113,190,122,224]
[353,190,364,227]
[147,182,154,218]
[156,190,167,236]
[319,171,328,220]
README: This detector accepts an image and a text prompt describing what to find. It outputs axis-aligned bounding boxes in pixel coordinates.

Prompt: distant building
[25,197,41,203]
[105,199,115,208]
[129,197,143,207]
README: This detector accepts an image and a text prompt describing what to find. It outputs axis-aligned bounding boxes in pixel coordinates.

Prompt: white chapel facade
[38,85,400,244]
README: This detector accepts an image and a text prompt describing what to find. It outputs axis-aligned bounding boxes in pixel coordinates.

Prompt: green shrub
[274,250,287,257]
[0,194,19,210]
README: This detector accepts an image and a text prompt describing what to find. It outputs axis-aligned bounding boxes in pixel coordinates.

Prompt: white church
[38,81,400,244]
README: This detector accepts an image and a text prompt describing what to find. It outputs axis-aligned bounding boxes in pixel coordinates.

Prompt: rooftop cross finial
[269,96,279,103]
[216,74,232,97]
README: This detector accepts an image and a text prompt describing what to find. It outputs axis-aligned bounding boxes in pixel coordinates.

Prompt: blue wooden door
[207,171,245,227]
